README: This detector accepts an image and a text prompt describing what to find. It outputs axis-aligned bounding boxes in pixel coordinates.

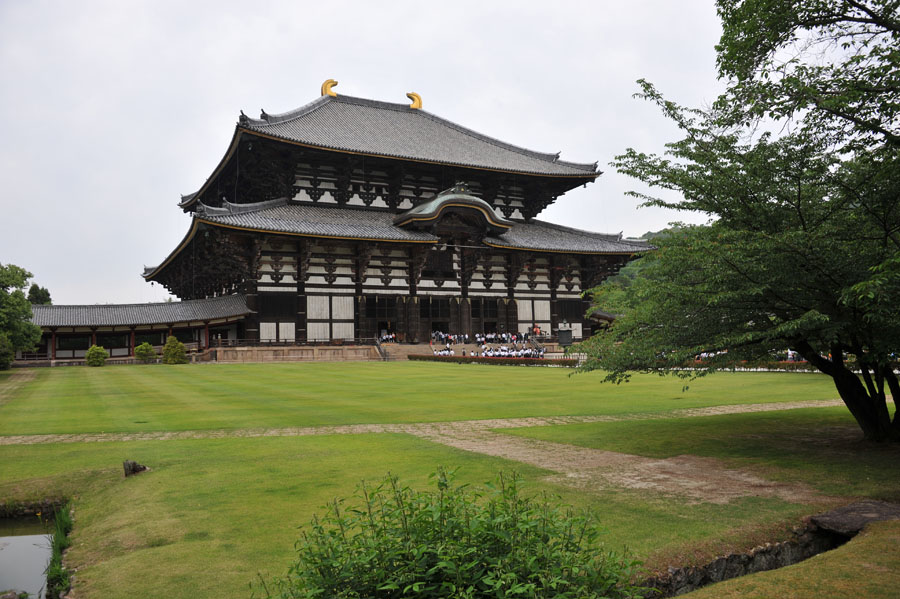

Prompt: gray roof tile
[31,294,250,328]
[199,200,649,254]
[486,220,652,254]
[201,202,439,242]
[240,95,598,177]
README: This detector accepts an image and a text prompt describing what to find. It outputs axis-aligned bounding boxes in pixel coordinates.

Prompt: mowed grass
[0,363,897,598]
[0,435,820,599]
[0,362,839,435]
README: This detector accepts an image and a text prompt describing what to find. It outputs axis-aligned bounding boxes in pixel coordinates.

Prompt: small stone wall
[215,345,380,363]
[641,526,844,597]
[641,500,900,597]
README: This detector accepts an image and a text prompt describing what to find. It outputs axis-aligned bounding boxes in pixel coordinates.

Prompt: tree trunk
[831,367,898,442]
[795,340,898,442]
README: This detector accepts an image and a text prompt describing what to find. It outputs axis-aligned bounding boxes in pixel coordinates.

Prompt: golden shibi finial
[407,92,422,109]
[321,79,338,97]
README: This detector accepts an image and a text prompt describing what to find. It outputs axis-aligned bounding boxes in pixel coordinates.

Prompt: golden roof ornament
[407,92,422,109]
[321,79,338,97]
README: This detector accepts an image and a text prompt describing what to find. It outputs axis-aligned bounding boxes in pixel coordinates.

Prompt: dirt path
[0,398,844,504]
[0,369,36,406]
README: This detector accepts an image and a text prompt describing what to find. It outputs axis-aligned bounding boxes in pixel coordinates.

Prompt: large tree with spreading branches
[0,264,42,370]
[581,0,900,441]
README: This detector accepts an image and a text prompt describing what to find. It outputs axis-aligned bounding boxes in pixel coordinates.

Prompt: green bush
[134,341,157,363]
[258,469,641,599]
[85,345,109,367]
[162,335,187,365]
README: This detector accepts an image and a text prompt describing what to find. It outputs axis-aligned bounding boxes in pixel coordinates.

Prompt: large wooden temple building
[29,81,649,358]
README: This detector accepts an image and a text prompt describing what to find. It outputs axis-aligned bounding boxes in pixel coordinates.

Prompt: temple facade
[27,82,649,359]
[141,83,650,345]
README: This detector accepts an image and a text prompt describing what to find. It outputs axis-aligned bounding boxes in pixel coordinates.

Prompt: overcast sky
[0,0,723,305]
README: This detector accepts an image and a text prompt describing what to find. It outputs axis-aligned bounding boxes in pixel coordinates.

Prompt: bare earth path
[0,398,844,504]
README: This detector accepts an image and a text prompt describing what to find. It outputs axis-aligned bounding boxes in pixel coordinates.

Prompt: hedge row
[408,354,578,367]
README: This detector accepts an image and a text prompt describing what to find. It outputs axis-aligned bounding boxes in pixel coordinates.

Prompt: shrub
[258,469,641,599]
[85,345,109,367]
[134,341,157,363]
[162,335,187,364]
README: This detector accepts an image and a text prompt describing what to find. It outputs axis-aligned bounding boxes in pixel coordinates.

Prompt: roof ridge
[33,294,246,310]
[244,93,598,173]
[527,219,623,241]
[242,95,331,126]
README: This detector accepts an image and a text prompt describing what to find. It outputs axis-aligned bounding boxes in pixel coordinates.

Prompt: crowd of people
[430,330,546,359]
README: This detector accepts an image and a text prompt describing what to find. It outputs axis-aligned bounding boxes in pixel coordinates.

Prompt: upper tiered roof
[239,94,599,177]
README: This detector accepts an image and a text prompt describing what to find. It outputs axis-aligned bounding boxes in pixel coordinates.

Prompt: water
[0,517,52,599]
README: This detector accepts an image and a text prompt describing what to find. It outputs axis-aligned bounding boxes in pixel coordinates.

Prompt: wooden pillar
[204,322,210,350]
[396,297,408,342]
[129,328,136,356]
[91,329,97,347]
[408,297,421,343]
[460,298,472,337]
[51,329,57,360]
[449,298,461,334]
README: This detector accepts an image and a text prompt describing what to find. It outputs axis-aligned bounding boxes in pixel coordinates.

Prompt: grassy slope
[0,364,896,598]
[0,435,813,599]
[0,363,838,435]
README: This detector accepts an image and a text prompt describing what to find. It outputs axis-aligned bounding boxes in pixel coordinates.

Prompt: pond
[0,517,52,599]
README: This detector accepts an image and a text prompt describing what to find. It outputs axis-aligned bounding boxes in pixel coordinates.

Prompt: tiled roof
[239,95,599,177]
[31,294,250,328]
[485,220,652,254]
[199,202,439,242]
[196,199,649,254]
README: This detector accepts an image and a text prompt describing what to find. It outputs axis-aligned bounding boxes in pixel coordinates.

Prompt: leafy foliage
[46,503,74,599]
[134,341,157,363]
[715,0,900,149]
[258,469,641,599]
[0,264,41,370]
[27,283,51,305]
[162,335,187,365]
[85,345,109,367]
[583,1,900,440]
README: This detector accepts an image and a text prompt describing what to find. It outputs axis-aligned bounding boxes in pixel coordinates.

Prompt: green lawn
[0,362,838,435]
[0,363,896,599]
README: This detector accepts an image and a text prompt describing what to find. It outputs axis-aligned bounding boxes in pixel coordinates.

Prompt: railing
[373,338,388,361]
[16,352,49,361]
[214,338,377,348]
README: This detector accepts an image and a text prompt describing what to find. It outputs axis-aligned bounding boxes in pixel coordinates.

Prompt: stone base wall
[215,345,380,363]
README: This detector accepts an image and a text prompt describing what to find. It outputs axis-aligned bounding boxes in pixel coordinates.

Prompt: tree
[0,264,42,370]
[162,335,187,365]
[581,1,900,441]
[27,283,52,305]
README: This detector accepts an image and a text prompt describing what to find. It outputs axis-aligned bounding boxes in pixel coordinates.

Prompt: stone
[810,500,900,537]
[123,460,148,477]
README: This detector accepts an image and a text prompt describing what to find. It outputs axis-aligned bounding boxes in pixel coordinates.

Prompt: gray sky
[0,0,723,304]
